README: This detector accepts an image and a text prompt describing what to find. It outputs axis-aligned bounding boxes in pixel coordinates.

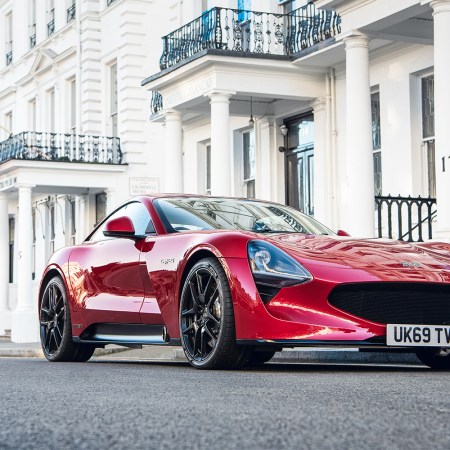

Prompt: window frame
[420,73,436,198]
[242,129,256,199]
[371,88,382,196]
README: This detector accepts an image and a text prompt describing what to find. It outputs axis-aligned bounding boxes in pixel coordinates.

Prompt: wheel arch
[38,266,67,307]
[178,249,222,302]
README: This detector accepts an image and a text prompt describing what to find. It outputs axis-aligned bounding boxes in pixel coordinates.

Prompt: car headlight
[248,240,313,289]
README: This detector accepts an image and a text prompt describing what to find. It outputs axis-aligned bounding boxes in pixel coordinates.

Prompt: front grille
[328,283,450,325]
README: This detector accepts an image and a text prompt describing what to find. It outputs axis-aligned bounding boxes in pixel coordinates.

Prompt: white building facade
[0,0,448,341]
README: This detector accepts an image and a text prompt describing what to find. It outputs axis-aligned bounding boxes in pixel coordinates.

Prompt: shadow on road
[88,359,430,373]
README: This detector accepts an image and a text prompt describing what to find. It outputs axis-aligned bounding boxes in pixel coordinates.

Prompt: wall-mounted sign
[129,177,159,196]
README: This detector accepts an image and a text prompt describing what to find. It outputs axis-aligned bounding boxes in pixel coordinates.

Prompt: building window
[67,0,76,23]
[69,198,76,245]
[70,78,76,133]
[371,90,382,196]
[237,0,251,22]
[48,89,55,132]
[96,193,107,226]
[9,217,14,283]
[205,145,211,195]
[4,111,12,136]
[243,130,255,198]
[110,63,118,137]
[49,203,55,255]
[29,0,37,48]
[47,0,55,36]
[421,74,435,198]
[5,12,13,65]
[29,98,37,130]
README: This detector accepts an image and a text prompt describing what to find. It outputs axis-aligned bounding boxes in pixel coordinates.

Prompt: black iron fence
[0,131,122,165]
[375,195,437,242]
[159,4,340,70]
[151,91,163,114]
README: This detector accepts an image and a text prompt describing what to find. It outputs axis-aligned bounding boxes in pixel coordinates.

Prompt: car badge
[400,261,422,268]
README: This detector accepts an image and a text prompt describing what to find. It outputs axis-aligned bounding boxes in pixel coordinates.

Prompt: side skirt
[73,323,178,346]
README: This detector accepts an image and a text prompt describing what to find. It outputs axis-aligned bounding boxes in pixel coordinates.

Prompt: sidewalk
[0,339,422,365]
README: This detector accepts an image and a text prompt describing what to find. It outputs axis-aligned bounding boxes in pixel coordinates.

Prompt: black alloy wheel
[415,348,450,370]
[179,258,250,369]
[40,279,65,356]
[40,276,95,362]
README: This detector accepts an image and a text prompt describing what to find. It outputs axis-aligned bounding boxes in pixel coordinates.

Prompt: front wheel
[415,348,450,370]
[40,276,95,362]
[179,258,250,369]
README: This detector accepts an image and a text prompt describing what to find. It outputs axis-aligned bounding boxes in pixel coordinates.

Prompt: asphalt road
[0,358,449,450]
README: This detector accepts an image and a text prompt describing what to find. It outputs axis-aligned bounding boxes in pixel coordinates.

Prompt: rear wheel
[40,276,95,362]
[415,348,450,370]
[179,258,250,369]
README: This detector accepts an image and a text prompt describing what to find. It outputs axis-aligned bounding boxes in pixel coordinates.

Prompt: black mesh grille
[328,283,450,325]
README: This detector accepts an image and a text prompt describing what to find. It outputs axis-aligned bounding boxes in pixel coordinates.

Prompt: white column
[106,188,117,215]
[343,33,374,237]
[0,193,10,335]
[164,109,183,193]
[431,0,450,236]
[11,185,38,343]
[209,91,233,196]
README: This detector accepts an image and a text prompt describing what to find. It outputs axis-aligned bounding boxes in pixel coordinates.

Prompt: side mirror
[103,216,135,238]
[337,229,350,237]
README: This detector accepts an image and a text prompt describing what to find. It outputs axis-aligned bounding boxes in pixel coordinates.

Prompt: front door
[285,114,315,216]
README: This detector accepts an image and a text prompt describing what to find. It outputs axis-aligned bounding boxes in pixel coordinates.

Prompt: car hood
[263,234,450,278]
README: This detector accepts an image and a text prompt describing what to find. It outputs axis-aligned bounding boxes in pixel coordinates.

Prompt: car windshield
[155,197,335,235]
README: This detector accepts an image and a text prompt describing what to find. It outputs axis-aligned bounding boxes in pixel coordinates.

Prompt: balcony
[158,4,341,71]
[5,41,12,66]
[29,24,36,49]
[0,132,123,165]
[67,4,76,23]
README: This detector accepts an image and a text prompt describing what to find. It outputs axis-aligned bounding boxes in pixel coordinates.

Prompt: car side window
[89,201,154,242]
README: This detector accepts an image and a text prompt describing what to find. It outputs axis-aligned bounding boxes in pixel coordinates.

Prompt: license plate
[387,324,450,347]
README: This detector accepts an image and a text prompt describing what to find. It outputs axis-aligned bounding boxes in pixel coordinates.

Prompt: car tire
[179,257,250,369]
[415,348,450,370]
[40,276,95,363]
[247,350,276,365]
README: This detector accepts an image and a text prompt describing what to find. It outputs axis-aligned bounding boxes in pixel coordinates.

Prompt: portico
[0,158,126,342]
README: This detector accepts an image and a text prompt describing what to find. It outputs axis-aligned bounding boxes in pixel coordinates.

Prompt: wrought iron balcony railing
[29,24,37,48]
[67,4,76,23]
[0,132,123,165]
[375,195,437,242]
[48,21,55,37]
[159,3,341,70]
[151,91,163,114]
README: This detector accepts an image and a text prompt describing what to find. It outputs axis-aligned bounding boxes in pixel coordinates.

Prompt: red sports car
[39,195,450,369]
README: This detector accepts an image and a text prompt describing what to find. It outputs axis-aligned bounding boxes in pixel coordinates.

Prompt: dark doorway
[285,113,314,215]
